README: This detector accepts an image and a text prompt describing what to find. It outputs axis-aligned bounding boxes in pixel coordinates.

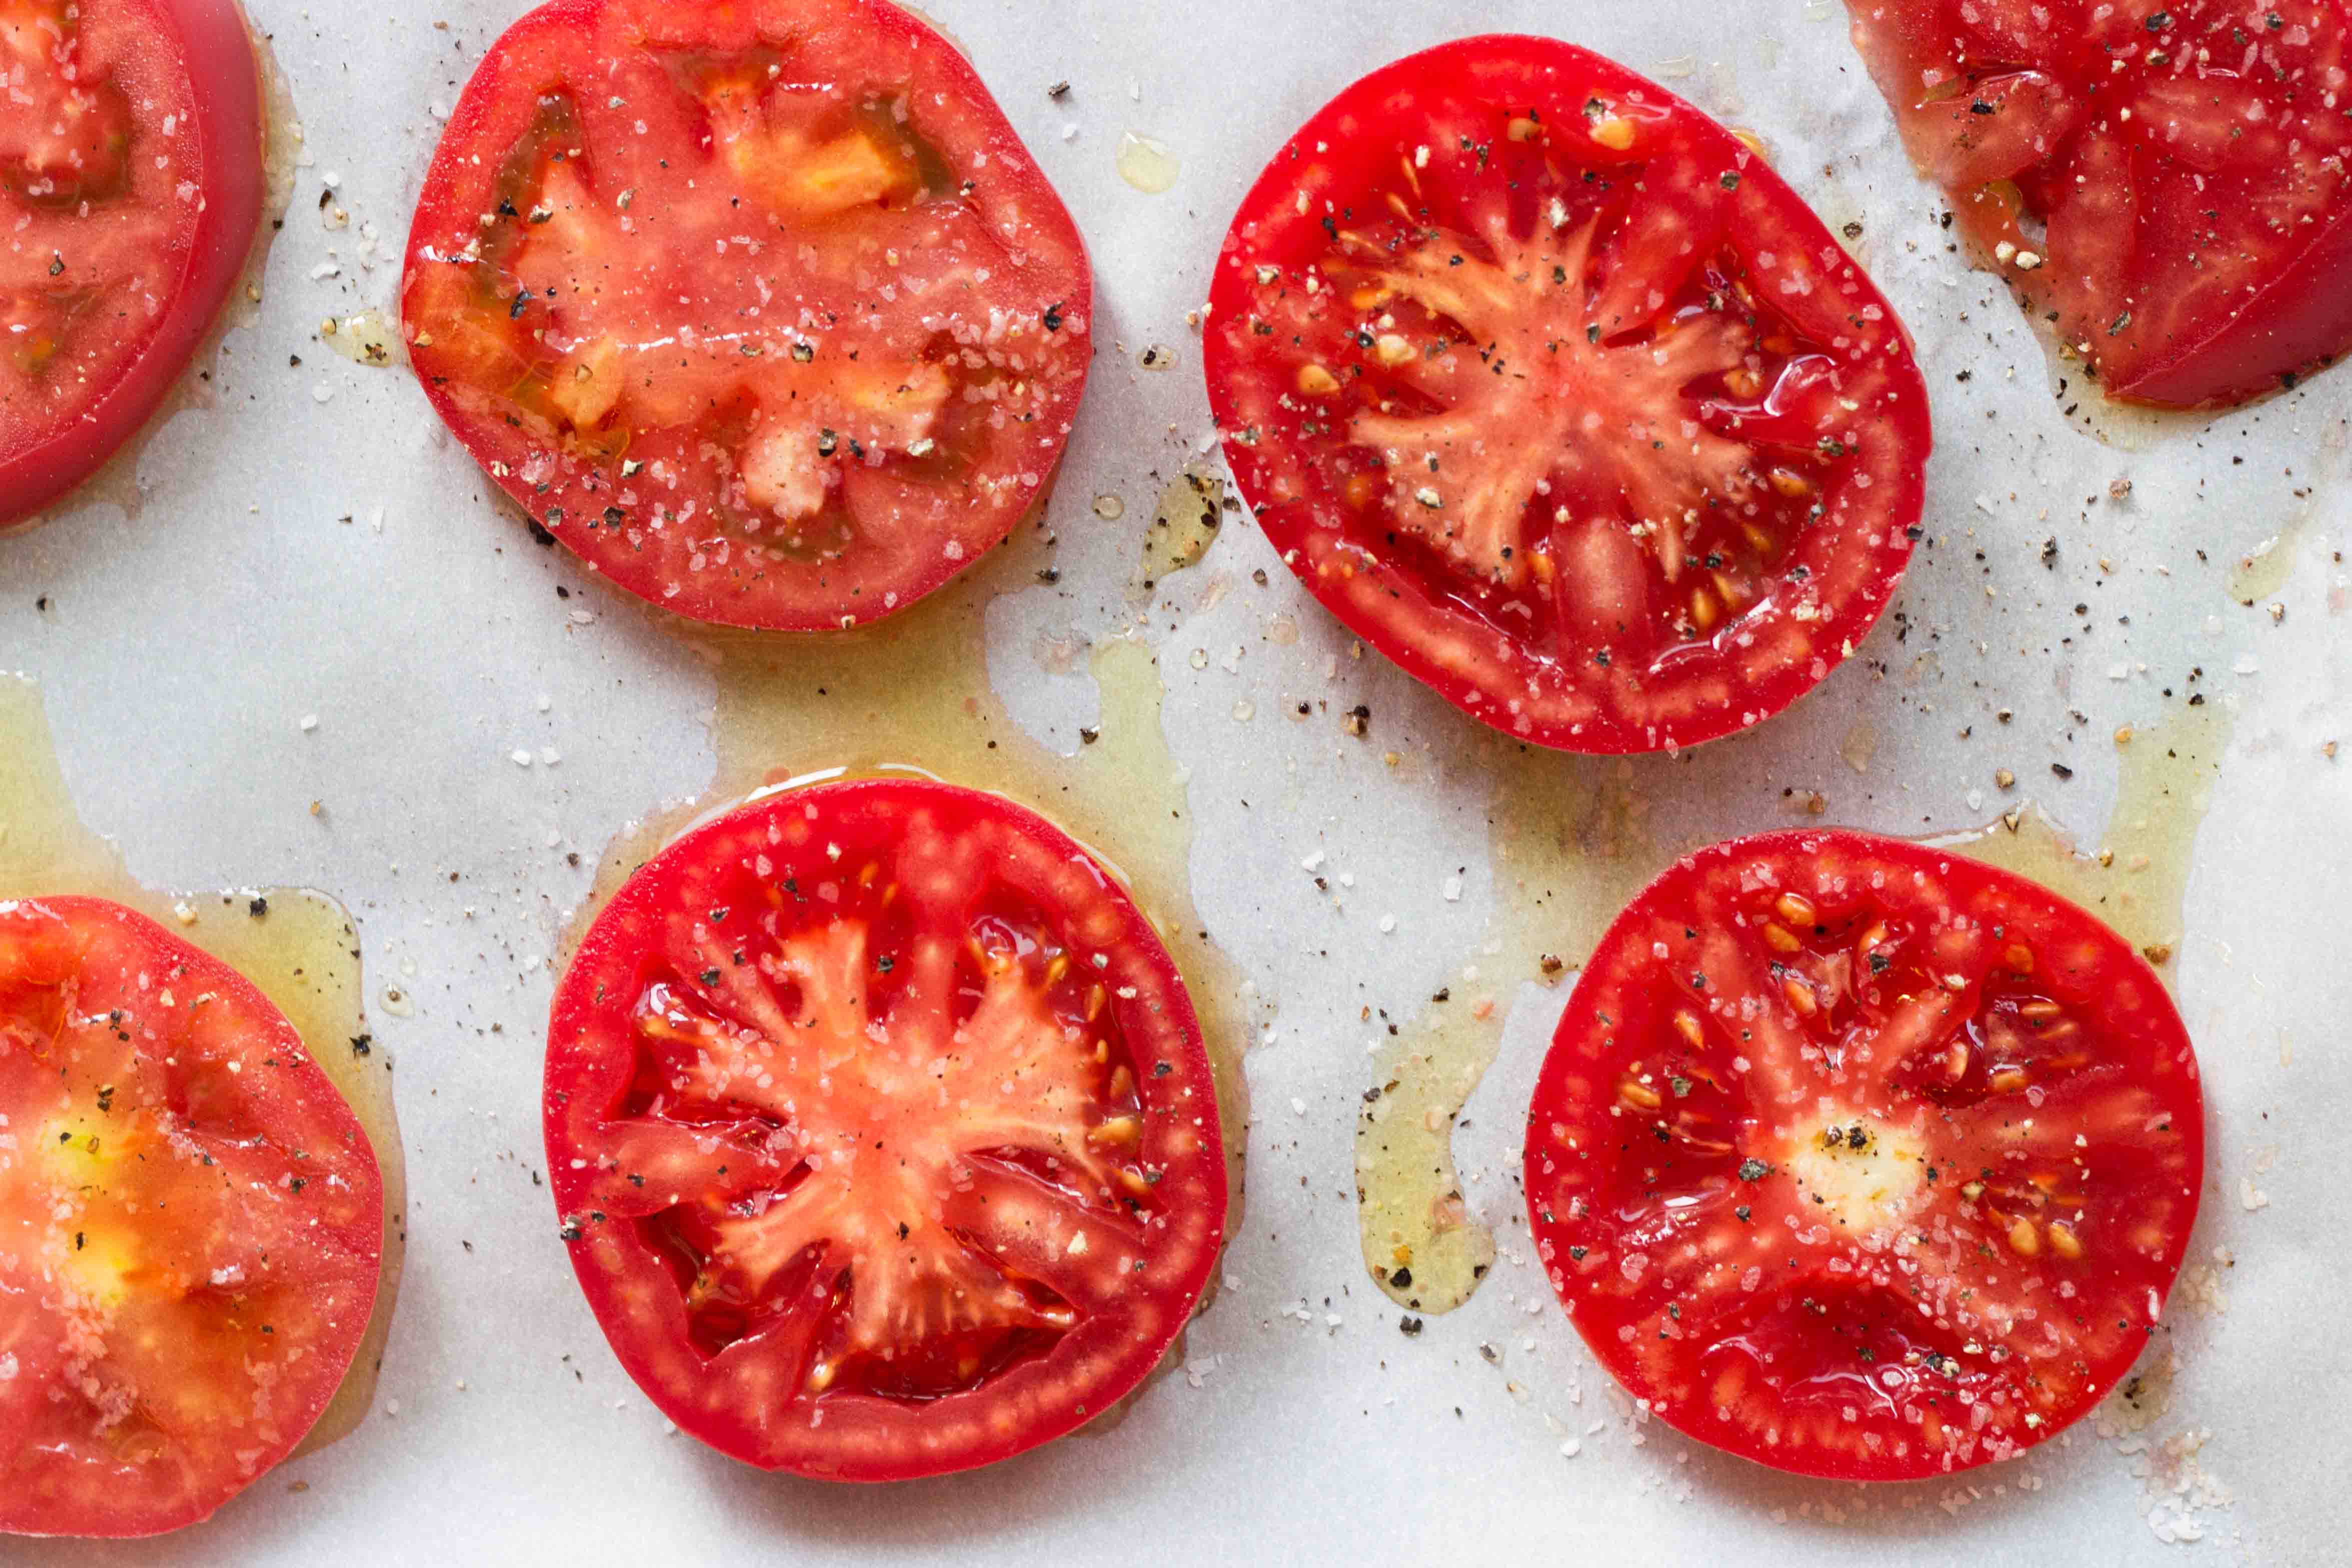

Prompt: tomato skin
[1205,36,1931,755]
[401,0,1093,632]
[545,779,1226,1481]
[0,896,383,1538]
[1847,0,2352,408]
[0,0,266,529]
[1523,830,2204,1481]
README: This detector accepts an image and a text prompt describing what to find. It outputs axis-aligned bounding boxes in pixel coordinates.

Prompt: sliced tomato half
[0,896,384,1537]
[545,778,1227,1480]
[0,0,267,528]
[1847,0,2352,407]
[1204,36,1931,754]
[401,0,1093,630]
[1522,830,2203,1480]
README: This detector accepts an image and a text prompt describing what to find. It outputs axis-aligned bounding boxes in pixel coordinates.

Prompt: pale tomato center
[1341,216,1757,596]
[617,907,1148,1394]
[1776,1116,1930,1238]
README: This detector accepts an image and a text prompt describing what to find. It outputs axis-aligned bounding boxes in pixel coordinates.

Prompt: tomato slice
[545,779,1227,1480]
[0,0,266,528]
[1204,36,1931,754]
[401,0,1093,630]
[1522,830,2203,1480]
[0,896,384,1537]
[1846,0,2352,408]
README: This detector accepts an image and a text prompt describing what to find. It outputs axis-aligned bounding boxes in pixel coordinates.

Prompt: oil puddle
[1126,470,1226,606]
[1937,698,2231,974]
[320,308,406,370]
[1358,690,2235,1317]
[1358,744,1665,1314]
[0,674,405,1454]
[1116,131,1180,194]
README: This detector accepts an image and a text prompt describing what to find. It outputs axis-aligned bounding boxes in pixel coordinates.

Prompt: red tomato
[0,896,384,1537]
[1847,0,2352,408]
[401,0,1093,631]
[1523,830,2203,1480]
[545,779,1227,1480]
[1204,36,1931,754]
[0,0,267,529]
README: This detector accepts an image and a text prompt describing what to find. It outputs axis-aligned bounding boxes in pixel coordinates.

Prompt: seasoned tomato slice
[1523,831,2203,1480]
[1205,36,1931,754]
[0,0,267,528]
[1846,0,2352,407]
[545,779,1227,1480]
[402,0,1093,630]
[0,897,384,1537]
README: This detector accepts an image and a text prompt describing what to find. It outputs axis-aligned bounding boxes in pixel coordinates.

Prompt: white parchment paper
[1,0,2346,1562]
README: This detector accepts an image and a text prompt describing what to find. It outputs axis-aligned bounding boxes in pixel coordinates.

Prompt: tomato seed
[1588,116,1637,150]
[1088,1116,1142,1148]
[1781,976,1818,1017]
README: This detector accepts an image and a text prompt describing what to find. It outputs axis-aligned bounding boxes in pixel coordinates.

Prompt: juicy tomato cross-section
[0,897,384,1538]
[1523,830,2203,1480]
[545,779,1227,1481]
[402,0,1094,630]
[1205,36,1932,754]
[1847,0,2352,408]
[0,0,267,528]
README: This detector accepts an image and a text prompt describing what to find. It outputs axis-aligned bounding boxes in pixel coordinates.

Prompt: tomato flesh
[0,0,266,527]
[0,898,383,1537]
[402,0,1092,630]
[1847,0,2352,407]
[1205,36,1931,754]
[545,779,1226,1480]
[1523,830,2203,1480]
